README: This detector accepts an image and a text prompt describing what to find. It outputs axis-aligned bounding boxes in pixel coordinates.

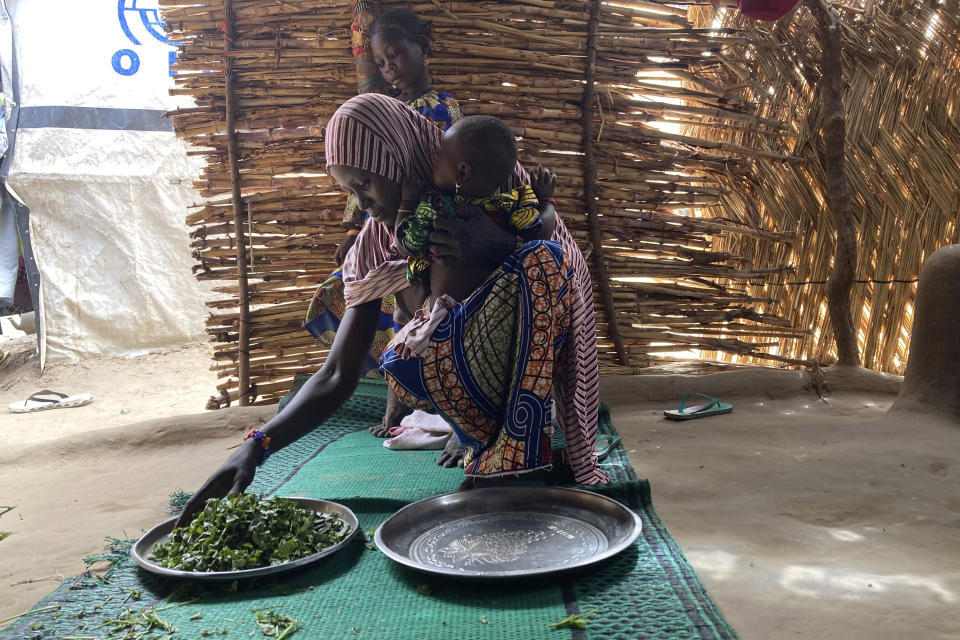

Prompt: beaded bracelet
[542,197,557,207]
[345,228,361,237]
[243,429,273,465]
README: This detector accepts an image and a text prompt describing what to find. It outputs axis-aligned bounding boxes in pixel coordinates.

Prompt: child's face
[329,165,402,227]
[432,130,465,193]
[371,28,426,93]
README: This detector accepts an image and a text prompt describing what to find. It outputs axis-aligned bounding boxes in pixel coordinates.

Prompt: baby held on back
[390,115,557,359]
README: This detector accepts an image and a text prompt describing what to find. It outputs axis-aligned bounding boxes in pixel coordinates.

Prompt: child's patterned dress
[398,184,542,284]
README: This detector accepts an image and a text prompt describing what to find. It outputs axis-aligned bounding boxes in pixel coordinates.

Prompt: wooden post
[806,0,859,366]
[582,0,629,366]
[224,0,252,404]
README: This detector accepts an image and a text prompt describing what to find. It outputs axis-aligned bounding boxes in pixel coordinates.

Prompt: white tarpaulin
[4,0,210,364]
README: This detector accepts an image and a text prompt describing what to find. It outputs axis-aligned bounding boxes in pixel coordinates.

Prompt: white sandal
[8,389,94,413]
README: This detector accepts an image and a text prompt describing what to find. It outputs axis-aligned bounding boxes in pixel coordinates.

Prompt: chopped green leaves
[151,495,351,572]
[101,606,176,637]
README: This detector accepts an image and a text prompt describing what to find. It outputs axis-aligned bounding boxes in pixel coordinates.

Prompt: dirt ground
[1,337,958,639]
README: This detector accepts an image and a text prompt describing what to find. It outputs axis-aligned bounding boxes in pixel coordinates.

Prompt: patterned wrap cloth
[381,240,572,477]
[399,184,543,283]
[311,93,608,484]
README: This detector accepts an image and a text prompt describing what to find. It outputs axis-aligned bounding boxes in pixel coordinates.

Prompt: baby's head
[370,8,433,94]
[433,116,518,197]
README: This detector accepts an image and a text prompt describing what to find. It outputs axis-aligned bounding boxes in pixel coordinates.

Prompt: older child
[371,8,461,127]
[335,8,462,265]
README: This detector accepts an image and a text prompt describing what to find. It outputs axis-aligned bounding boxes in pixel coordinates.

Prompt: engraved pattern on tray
[409,512,607,571]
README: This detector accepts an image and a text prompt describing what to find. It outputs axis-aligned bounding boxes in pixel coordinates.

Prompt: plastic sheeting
[0,196,15,303]
[0,5,14,304]
[4,0,210,363]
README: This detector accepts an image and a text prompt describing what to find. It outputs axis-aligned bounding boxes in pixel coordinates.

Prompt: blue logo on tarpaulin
[112,0,177,76]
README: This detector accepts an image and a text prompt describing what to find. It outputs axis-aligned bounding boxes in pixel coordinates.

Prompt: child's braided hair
[370,8,435,58]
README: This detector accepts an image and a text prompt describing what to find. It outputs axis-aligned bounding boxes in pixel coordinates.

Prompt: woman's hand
[395,281,428,324]
[430,203,515,270]
[175,300,385,528]
[393,210,412,257]
[174,439,263,527]
[393,180,423,255]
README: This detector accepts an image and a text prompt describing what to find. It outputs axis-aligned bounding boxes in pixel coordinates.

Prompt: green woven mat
[1,378,737,640]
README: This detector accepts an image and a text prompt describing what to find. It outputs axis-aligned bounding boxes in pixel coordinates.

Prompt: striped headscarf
[325,93,443,188]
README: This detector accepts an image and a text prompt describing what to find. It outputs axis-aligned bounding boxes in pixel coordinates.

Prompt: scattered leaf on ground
[548,608,599,629]
[256,610,298,638]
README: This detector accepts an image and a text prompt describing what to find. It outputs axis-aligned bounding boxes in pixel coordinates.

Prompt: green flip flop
[663,393,733,421]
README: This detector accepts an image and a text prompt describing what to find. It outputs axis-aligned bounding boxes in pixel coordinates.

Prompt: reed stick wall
[161,0,806,405]
[687,1,960,374]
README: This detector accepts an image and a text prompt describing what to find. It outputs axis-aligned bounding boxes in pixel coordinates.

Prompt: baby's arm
[394,182,433,318]
[395,182,431,256]
[530,165,558,240]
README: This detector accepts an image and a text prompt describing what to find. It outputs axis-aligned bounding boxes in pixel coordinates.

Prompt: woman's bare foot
[436,435,464,467]
[370,387,413,438]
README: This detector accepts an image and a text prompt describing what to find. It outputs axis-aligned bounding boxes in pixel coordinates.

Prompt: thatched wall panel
[689,1,960,373]
[163,0,802,404]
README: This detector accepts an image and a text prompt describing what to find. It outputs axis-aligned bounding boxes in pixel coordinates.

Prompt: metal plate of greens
[131,495,358,581]
[375,487,641,578]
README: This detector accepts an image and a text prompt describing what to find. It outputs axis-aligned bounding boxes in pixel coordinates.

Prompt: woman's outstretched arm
[175,299,383,526]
